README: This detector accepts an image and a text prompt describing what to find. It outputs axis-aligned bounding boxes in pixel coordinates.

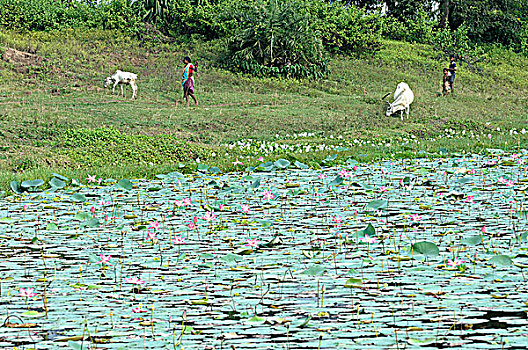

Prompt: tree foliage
[226,0,325,79]
[308,0,383,56]
[0,0,142,33]
[449,0,526,47]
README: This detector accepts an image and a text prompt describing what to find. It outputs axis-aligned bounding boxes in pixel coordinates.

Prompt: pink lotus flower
[512,153,520,159]
[90,206,96,213]
[506,180,515,187]
[172,236,185,245]
[381,168,391,175]
[98,199,111,206]
[182,198,191,206]
[447,257,464,267]
[258,156,265,162]
[338,169,350,178]
[468,168,477,174]
[360,234,377,244]
[175,200,184,208]
[201,211,217,222]
[241,204,250,214]
[97,178,103,185]
[481,226,487,234]
[518,159,526,165]
[261,189,275,201]
[378,186,388,193]
[410,214,422,222]
[318,173,327,180]
[218,203,226,211]
[149,220,160,230]
[18,288,37,298]
[246,238,260,249]
[86,174,96,183]
[233,159,243,166]
[132,305,148,313]
[353,166,358,171]
[331,215,343,225]
[23,204,28,211]
[104,214,110,221]
[497,176,506,184]
[96,253,112,266]
[147,231,157,242]
[124,276,145,285]
[464,195,474,203]
[187,222,196,230]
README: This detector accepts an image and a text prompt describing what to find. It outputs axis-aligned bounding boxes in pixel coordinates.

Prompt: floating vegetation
[1,150,528,349]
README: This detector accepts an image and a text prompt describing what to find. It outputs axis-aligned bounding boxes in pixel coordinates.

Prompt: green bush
[225,0,325,79]
[515,20,528,55]
[165,0,230,40]
[100,0,142,34]
[59,128,206,167]
[308,0,383,56]
[0,0,142,34]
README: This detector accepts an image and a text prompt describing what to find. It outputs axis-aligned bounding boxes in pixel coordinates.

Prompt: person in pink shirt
[181,56,198,106]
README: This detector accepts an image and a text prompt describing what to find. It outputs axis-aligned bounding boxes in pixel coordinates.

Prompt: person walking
[448,54,457,91]
[181,56,198,107]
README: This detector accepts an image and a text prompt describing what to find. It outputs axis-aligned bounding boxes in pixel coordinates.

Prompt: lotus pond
[2,150,528,349]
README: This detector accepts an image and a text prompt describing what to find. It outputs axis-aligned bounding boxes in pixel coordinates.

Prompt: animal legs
[130,81,137,100]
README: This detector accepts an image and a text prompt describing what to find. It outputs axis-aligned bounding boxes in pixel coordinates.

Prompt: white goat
[385,82,414,120]
[104,70,138,100]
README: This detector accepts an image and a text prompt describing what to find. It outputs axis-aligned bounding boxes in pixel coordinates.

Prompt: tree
[439,0,450,28]
[227,0,325,78]
[449,0,526,45]
[384,0,437,20]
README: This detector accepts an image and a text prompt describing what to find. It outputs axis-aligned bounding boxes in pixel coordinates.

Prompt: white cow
[104,70,138,100]
[385,82,414,120]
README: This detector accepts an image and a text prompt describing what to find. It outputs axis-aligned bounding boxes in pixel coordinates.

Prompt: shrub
[308,0,383,56]
[0,0,142,34]
[165,0,230,40]
[59,128,207,167]
[225,0,325,79]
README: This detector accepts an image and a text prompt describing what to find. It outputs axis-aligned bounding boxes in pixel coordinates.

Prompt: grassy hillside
[1,29,527,190]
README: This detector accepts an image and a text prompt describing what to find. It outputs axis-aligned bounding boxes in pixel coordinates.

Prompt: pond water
[1,150,528,349]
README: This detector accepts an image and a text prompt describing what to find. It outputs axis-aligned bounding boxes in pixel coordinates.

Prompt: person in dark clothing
[448,54,457,90]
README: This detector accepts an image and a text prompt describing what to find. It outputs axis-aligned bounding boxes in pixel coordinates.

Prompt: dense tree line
[0,0,527,78]
[353,0,527,48]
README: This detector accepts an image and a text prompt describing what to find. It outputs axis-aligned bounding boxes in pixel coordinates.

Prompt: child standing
[448,54,457,91]
[442,68,451,96]
[181,56,198,107]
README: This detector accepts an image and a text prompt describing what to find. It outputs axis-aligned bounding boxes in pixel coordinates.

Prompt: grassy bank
[1,29,528,191]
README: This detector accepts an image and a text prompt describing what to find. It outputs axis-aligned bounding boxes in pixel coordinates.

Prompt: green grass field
[1,29,528,191]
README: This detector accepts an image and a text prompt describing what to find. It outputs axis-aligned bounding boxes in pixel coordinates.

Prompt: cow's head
[386,101,405,117]
[385,102,394,117]
[104,77,114,88]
